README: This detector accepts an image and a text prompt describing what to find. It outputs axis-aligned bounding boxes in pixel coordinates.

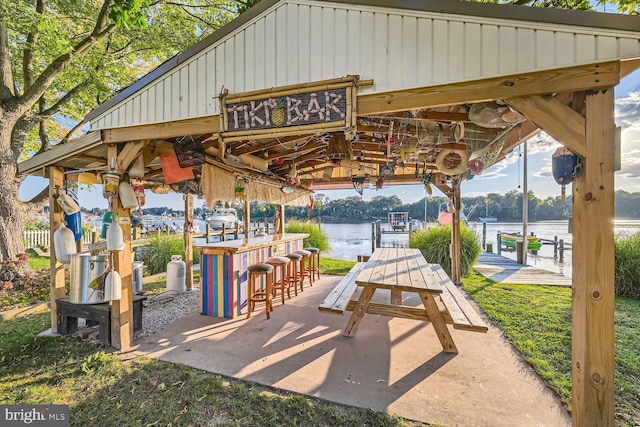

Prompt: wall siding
[89,1,640,130]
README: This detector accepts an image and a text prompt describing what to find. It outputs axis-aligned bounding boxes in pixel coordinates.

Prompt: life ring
[436,149,468,176]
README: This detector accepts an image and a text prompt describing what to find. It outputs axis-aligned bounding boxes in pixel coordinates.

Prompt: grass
[319,257,356,275]
[26,252,50,271]
[463,273,640,426]
[0,312,422,427]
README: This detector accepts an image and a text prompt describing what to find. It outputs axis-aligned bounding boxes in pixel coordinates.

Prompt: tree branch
[39,79,92,118]
[23,0,46,91]
[60,120,86,145]
[15,0,116,115]
[37,98,51,153]
[0,20,15,101]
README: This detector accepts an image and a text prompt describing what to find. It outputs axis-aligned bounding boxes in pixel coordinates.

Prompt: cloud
[615,92,640,129]
[534,163,553,178]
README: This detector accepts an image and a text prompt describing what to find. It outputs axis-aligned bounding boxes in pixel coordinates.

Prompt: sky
[18,5,640,209]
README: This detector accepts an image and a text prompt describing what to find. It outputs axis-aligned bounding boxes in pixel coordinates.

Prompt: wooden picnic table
[341,247,485,353]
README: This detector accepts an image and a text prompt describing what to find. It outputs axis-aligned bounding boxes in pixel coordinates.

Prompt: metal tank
[69,253,108,304]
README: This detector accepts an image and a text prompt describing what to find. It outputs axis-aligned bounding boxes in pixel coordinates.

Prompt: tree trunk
[0,117,43,260]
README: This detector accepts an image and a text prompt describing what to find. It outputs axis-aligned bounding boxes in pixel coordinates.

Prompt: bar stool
[305,247,321,281]
[285,252,303,295]
[246,263,274,319]
[268,256,291,305]
[294,249,312,288]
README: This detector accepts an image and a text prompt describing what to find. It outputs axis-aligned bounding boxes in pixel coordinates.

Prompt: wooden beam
[358,62,620,115]
[108,145,134,350]
[48,167,66,332]
[505,95,586,157]
[102,115,221,144]
[620,58,640,79]
[116,140,147,172]
[184,194,194,290]
[571,88,616,427]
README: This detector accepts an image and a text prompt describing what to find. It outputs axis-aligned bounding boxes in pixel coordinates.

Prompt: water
[320,220,640,278]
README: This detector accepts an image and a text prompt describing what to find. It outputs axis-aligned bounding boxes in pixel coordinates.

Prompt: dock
[474,252,571,287]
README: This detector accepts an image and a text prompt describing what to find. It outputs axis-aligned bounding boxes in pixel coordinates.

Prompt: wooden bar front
[195,233,307,318]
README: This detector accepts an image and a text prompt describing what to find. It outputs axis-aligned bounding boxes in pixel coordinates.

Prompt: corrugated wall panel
[89,1,640,130]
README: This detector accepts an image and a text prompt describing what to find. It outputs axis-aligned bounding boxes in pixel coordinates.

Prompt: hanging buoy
[118,181,138,209]
[435,149,468,176]
[106,221,125,251]
[469,158,486,175]
[104,270,122,301]
[552,147,580,185]
[53,223,77,266]
[438,212,453,225]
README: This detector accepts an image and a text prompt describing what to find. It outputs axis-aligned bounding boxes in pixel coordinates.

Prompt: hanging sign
[219,76,359,143]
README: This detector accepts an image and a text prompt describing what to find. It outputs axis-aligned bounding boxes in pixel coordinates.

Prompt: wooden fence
[23,229,92,249]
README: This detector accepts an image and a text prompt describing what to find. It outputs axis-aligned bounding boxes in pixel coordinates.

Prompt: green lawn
[463,274,640,426]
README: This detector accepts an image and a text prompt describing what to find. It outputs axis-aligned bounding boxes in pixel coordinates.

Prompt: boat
[479,216,498,223]
[207,208,238,229]
[501,233,542,250]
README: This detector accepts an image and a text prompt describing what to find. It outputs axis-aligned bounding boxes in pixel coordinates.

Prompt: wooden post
[48,167,66,332]
[275,204,285,236]
[497,232,502,255]
[243,199,250,242]
[108,145,134,350]
[571,89,615,426]
[482,222,487,249]
[184,194,194,290]
[560,239,565,263]
[205,223,211,243]
[554,236,558,258]
[451,180,462,284]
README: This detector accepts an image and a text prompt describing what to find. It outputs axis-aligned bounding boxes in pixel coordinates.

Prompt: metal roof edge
[18,131,103,175]
[83,0,640,125]
[83,0,283,124]
[323,0,640,32]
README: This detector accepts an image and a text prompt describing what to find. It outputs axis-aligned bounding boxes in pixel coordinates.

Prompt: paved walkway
[474,252,572,286]
[125,275,571,426]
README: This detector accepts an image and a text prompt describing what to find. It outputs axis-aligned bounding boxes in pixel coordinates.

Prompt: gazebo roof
[18,0,640,194]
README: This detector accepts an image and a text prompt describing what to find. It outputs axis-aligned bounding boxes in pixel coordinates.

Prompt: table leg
[342,286,376,337]
[419,291,458,353]
[390,290,402,305]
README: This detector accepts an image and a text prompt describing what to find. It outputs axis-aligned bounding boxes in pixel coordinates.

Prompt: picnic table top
[355,247,443,293]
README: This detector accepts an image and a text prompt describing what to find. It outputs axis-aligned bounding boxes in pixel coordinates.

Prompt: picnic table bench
[318,248,487,353]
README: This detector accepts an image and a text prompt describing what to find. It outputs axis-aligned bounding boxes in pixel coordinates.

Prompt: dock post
[205,223,211,243]
[553,236,558,258]
[371,221,376,252]
[516,241,524,264]
[234,221,239,239]
[482,222,487,249]
[559,239,564,263]
[497,232,502,255]
[221,225,226,241]
[376,220,382,248]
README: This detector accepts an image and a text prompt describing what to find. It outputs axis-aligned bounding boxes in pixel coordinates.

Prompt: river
[317,220,640,278]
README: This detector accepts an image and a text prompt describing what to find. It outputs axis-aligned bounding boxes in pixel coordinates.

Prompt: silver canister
[132,261,144,293]
[69,253,108,304]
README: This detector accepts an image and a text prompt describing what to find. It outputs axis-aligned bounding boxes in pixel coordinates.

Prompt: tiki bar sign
[219,76,358,142]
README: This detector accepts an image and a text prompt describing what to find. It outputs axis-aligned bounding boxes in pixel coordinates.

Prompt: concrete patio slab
[125,275,571,427]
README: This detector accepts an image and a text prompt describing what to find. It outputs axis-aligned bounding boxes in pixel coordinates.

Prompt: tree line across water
[71,189,640,224]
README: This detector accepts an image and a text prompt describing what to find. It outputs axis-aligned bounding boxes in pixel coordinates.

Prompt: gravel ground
[136,288,200,338]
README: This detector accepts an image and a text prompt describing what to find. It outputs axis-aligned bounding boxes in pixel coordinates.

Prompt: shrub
[409,225,481,278]
[284,221,330,252]
[136,235,200,275]
[0,254,66,311]
[615,231,640,300]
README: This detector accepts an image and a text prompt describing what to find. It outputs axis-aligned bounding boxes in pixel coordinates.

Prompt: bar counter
[195,233,308,318]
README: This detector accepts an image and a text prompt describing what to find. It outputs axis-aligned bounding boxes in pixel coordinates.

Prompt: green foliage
[615,231,640,300]
[135,235,200,275]
[409,225,481,277]
[109,0,151,28]
[24,220,50,231]
[284,221,330,252]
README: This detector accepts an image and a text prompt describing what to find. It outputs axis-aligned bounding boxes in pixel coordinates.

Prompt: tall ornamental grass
[136,235,200,275]
[409,225,481,277]
[284,221,330,252]
[615,231,640,300]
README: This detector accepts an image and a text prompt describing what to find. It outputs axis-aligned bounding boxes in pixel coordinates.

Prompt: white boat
[207,208,238,229]
[479,216,498,223]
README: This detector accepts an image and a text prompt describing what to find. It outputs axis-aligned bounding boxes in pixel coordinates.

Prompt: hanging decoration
[159,152,195,184]
[552,147,582,201]
[423,172,433,195]
[53,223,77,266]
[436,148,468,176]
[103,171,120,198]
[352,176,366,195]
[174,135,206,168]
[63,191,83,242]
[118,181,138,209]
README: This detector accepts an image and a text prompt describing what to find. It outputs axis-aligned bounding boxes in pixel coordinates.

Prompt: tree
[0,0,239,260]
